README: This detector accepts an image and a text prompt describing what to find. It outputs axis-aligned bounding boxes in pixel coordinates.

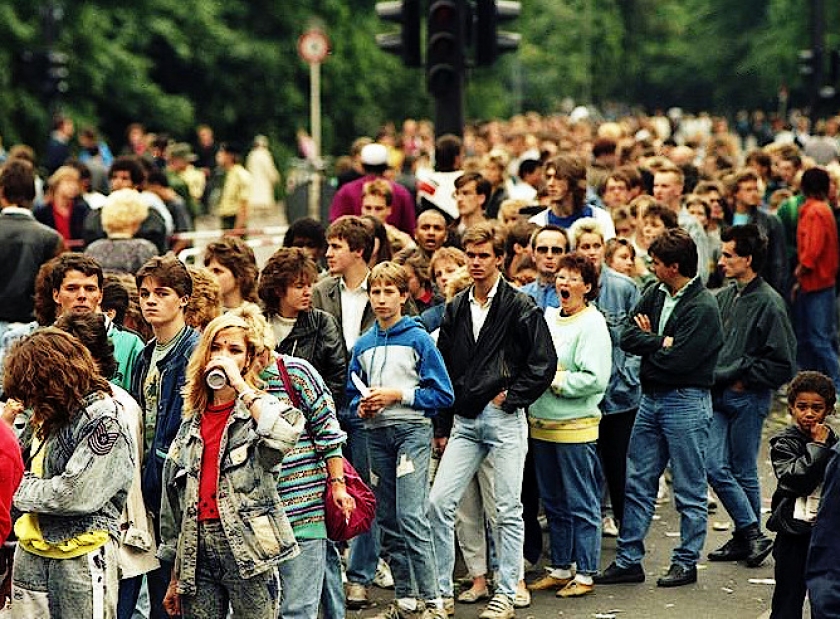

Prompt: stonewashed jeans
[616,388,712,570]
[279,537,345,619]
[11,539,120,619]
[368,421,439,601]
[180,520,281,619]
[428,403,528,598]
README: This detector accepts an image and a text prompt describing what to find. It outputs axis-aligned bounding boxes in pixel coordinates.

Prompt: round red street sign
[298,30,330,64]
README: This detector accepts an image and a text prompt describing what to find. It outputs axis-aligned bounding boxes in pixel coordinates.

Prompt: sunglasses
[535,246,564,255]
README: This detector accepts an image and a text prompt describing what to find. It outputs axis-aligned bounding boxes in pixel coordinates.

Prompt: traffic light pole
[433,69,465,138]
[809,0,824,127]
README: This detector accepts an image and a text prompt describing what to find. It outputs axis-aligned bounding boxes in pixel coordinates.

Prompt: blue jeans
[279,537,345,619]
[707,387,771,531]
[181,520,280,619]
[339,408,381,586]
[794,287,840,390]
[533,439,602,575]
[368,422,439,601]
[119,562,171,619]
[617,389,712,569]
[428,404,528,598]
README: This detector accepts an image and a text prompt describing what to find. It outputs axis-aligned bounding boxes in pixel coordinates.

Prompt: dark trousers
[771,531,811,619]
[597,409,637,524]
[522,438,542,566]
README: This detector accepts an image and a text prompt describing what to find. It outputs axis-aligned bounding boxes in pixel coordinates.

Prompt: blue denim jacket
[130,327,200,516]
[158,395,304,595]
[595,266,641,415]
[14,391,134,544]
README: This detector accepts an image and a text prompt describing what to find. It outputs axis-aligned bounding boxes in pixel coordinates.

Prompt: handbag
[275,356,376,542]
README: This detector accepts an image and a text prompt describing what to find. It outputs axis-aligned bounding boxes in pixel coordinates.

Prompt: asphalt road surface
[353,398,812,619]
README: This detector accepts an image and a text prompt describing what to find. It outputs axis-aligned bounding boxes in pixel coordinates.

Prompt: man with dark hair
[793,167,840,390]
[416,134,464,221]
[126,254,199,619]
[216,142,252,230]
[724,169,787,294]
[519,224,567,310]
[597,228,723,588]
[283,217,328,272]
[330,142,417,234]
[454,172,491,235]
[0,159,63,334]
[705,224,796,567]
[529,154,615,238]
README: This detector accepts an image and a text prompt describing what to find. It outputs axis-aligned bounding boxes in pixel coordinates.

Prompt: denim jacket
[14,391,134,544]
[594,266,641,415]
[158,395,304,595]
[130,327,200,516]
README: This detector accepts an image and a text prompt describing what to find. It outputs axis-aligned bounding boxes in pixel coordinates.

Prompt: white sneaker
[374,558,395,589]
[602,516,619,537]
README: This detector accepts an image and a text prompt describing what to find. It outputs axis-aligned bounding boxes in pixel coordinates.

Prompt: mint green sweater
[529,304,611,442]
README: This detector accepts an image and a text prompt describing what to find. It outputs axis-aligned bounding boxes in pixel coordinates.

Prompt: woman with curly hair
[159,312,303,619]
[258,247,347,408]
[6,328,134,618]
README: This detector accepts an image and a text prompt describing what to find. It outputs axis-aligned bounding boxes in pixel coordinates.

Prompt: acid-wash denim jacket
[14,391,135,543]
[158,394,303,596]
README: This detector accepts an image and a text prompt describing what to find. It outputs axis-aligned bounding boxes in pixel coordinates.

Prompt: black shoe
[656,564,697,587]
[744,534,774,567]
[594,561,645,584]
[708,536,749,562]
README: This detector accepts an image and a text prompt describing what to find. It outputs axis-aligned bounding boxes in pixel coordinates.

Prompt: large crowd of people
[0,108,840,619]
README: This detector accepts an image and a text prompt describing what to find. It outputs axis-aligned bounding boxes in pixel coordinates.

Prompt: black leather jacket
[435,277,556,437]
[275,308,348,409]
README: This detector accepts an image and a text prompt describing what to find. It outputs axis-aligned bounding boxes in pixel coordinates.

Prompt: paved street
[353,397,812,619]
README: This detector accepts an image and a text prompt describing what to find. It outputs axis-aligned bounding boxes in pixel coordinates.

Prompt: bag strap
[275,355,301,409]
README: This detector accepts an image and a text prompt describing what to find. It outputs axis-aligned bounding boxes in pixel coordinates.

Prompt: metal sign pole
[309,60,322,219]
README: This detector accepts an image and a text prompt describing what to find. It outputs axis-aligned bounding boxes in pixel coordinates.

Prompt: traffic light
[45,50,69,97]
[474,0,521,67]
[799,48,820,77]
[427,0,465,96]
[375,0,422,67]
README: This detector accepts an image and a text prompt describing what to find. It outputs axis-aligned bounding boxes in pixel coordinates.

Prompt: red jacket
[0,421,23,542]
[797,198,839,292]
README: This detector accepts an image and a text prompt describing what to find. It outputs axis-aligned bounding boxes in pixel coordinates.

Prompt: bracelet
[239,389,258,407]
[328,477,346,485]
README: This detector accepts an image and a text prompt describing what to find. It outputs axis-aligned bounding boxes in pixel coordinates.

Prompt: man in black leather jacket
[429,222,555,619]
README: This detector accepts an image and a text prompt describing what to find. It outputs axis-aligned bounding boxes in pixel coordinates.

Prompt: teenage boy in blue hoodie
[347,261,455,619]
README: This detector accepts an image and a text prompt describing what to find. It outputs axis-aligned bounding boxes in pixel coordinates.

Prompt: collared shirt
[519,279,559,311]
[1,206,35,218]
[340,274,369,352]
[468,275,501,341]
[657,276,697,335]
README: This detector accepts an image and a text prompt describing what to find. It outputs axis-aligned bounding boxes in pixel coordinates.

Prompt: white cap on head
[361,143,388,167]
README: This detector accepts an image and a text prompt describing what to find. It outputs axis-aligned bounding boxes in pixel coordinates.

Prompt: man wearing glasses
[519,225,569,311]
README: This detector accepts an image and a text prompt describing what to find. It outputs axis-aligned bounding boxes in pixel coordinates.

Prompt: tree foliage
[0,0,837,161]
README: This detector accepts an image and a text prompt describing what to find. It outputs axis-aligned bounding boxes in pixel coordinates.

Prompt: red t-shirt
[198,400,235,521]
[52,204,71,242]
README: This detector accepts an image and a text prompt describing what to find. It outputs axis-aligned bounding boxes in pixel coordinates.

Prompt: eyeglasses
[535,246,564,255]
[453,190,477,198]
[556,274,584,283]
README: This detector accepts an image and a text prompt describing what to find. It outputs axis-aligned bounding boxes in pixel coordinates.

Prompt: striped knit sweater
[262,354,346,539]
